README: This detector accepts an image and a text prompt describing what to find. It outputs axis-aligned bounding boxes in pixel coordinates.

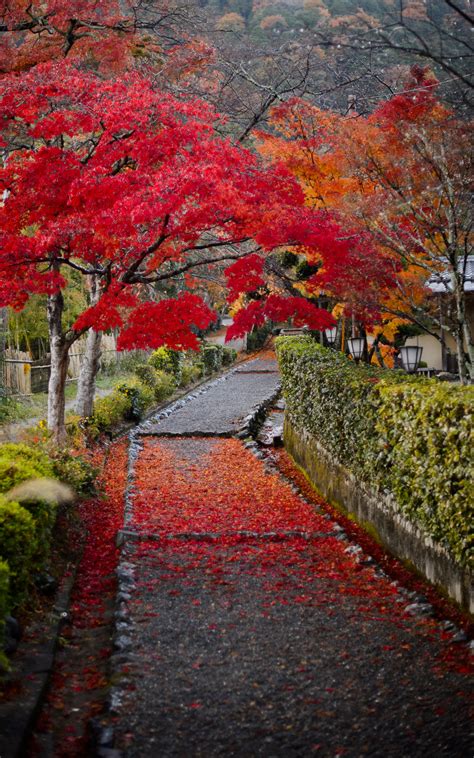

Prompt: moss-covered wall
[276,336,473,568]
[276,335,473,612]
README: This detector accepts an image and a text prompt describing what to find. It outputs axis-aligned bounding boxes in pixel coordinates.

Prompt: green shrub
[0,457,49,495]
[89,376,156,437]
[149,348,183,383]
[191,357,205,379]
[0,498,37,604]
[153,370,176,401]
[276,336,474,567]
[134,363,176,402]
[90,390,132,437]
[222,347,237,366]
[134,363,159,389]
[179,362,202,388]
[0,560,9,670]
[0,444,53,476]
[0,445,67,583]
[50,449,98,497]
[201,344,223,374]
[115,378,154,422]
[246,322,272,352]
[13,497,57,564]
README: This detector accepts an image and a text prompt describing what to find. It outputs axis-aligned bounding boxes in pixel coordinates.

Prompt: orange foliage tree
[257,67,474,381]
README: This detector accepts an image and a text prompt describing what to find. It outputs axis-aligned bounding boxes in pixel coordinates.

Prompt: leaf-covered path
[107,356,472,757]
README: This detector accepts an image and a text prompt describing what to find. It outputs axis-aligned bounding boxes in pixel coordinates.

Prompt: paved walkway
[109,357,472,757]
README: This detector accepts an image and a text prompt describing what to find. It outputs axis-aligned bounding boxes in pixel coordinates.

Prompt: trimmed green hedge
[0,444,53,476]
[276,336,474,567]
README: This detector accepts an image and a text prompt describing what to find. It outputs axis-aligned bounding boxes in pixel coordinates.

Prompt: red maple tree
[0,61,357,441]
[0,0,169,72]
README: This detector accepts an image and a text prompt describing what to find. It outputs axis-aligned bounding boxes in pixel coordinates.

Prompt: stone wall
[284,417,474,614]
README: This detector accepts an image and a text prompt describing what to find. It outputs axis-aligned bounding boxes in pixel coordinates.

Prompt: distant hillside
[202,0,436,35]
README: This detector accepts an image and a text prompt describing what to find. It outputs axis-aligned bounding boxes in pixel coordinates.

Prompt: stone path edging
[0,562,80,758]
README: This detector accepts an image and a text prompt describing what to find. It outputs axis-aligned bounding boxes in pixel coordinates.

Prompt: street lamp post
[399,345,423,373]
[347,337,365,362]
[324,326,337,347]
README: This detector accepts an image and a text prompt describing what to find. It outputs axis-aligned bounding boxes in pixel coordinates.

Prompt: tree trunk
[75,328,102,417]
[462,319,474,383]
[451,266,470,384]
[75,276,102,417]
[0,307,7,395]
[47,290,70,445]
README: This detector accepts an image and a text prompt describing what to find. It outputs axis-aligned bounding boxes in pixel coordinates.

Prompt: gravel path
[115,539,472,758]
[109,358,473,758]
[143,358,279,436]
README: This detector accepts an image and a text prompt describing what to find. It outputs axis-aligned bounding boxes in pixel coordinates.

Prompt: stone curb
[0,565,79,758]
[115,529,339,545]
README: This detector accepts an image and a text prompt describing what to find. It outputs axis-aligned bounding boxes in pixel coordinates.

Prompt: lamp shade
[347,337,364,361]
[324,327,337,345]
[399,345,423,373]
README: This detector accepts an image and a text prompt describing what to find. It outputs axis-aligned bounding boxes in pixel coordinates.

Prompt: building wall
[405,293,474,371]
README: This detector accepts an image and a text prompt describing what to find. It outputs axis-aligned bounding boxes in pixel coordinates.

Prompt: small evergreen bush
[153,370,176,401]
[0,498,37,603]
[0,444,52,476]
[89,391,132,438]
[49,449,97,496]
[0,457,49,494]
[134,363,159,390]
[149,348,183,384]
[115,378,154,422]
[179,362,202,387]
[0,560,9,670]
[201,344,223,374]
[222,347,237,366]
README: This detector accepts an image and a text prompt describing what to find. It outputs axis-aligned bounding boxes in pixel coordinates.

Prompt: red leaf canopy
[0,62,369,346]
